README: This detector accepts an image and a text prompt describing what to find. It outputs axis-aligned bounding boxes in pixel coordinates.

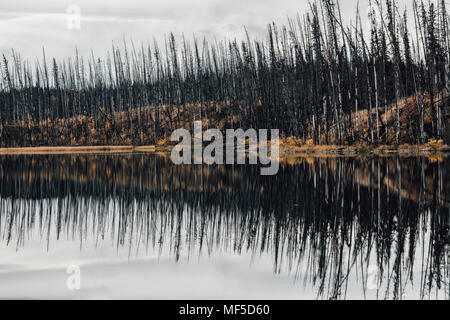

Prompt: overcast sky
[0,0,412,61]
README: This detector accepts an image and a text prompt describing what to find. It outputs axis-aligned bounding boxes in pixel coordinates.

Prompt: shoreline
[0,144,448,156]
[0,145,155,155]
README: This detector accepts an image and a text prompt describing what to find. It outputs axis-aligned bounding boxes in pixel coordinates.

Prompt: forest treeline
[0,0,449,148]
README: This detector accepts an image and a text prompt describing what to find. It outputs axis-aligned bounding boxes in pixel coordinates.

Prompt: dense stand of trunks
[0,0,449,147]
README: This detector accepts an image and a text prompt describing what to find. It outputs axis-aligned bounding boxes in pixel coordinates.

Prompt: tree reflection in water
[0,153,448,299]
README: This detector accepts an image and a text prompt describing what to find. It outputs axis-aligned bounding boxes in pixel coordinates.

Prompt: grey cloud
[0,0,412,61]
[0,13,24,21]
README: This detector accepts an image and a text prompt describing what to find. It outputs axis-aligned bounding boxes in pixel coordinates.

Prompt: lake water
[0,153,448,300]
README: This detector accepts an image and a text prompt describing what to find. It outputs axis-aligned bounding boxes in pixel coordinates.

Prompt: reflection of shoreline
[0,143,449,156]
[0,153,447,207]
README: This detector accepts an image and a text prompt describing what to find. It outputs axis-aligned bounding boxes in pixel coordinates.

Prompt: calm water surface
[0,153,448,299]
